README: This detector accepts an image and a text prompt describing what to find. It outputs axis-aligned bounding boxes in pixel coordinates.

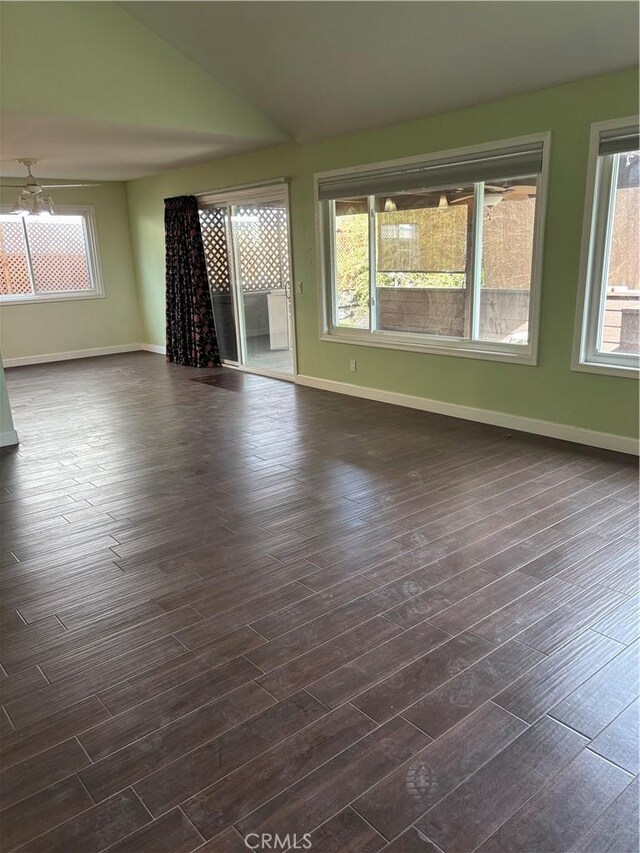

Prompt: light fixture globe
[10,194,32,217]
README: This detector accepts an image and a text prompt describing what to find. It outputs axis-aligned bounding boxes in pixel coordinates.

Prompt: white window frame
[0,205,104,304]
[572,117,640,377]
[314,133,551,365]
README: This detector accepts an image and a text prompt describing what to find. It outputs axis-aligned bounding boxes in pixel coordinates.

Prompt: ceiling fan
[3,159,100,216]
[450,184,537,208]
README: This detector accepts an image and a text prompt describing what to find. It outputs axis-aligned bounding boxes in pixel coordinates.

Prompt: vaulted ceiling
[1,1,637,180]
[123,1,639,144]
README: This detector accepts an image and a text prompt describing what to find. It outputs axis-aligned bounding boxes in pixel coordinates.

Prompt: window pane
[25,216,91,293]
[199,206,238,362]
[0,216,32,296]
[478,177,537,345]
[230,200,294,375]
[598,151,640,355]
[230,201,290,291]
[334,198,369,329]
[375,189,472,338]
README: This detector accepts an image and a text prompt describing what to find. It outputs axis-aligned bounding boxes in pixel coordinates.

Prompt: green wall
[0,180,142,359]
[126,69,639,440]
[0,2,286,142]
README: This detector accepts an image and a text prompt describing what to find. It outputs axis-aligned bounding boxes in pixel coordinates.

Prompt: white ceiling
[122,1,639,143]
[0,114,279,181]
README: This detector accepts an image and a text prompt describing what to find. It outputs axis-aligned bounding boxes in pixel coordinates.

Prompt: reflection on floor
[245,333,294,374]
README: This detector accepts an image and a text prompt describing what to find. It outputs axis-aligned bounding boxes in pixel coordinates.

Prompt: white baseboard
[3,344,143,368]
[3,343,167,367]
[139,343,167,355]
[0,429,19,447]
[296,374,639,456]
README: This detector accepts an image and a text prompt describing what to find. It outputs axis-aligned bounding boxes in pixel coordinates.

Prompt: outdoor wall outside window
[0,207,102,303]
[573,118,640,376]
[317,135,549,364]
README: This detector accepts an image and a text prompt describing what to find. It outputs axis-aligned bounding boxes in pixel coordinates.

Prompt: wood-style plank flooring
[1,352,638,853]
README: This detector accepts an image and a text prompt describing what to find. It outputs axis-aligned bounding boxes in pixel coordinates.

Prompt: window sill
[572,358,639,378]
[320,330,538,365]
[0,291,105,306]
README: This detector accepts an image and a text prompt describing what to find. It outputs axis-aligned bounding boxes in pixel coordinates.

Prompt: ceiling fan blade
[503,189,537,201]
[40,183,101,188]
[0,184,28,188]
[451,195,473,204]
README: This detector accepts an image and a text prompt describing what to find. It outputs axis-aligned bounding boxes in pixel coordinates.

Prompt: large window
[574,119,640,375]
[317,136,548,363]
[0,208,102,303]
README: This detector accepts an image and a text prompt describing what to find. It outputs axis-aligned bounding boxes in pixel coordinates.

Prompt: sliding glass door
[199,184,295,377]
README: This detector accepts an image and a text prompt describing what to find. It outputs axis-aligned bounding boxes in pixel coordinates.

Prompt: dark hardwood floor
[1,352,638,853]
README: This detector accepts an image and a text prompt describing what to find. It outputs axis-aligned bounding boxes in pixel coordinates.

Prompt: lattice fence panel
[199,207,231,294]
[26,218,91,293]
[233,206,290,292]
[0,218,32,295]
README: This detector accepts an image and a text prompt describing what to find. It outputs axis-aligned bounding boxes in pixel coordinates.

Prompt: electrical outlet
[295,280,304,295]
[349,359,357,372]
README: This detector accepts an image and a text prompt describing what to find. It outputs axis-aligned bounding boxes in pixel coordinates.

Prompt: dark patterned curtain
[164,195,220,368]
